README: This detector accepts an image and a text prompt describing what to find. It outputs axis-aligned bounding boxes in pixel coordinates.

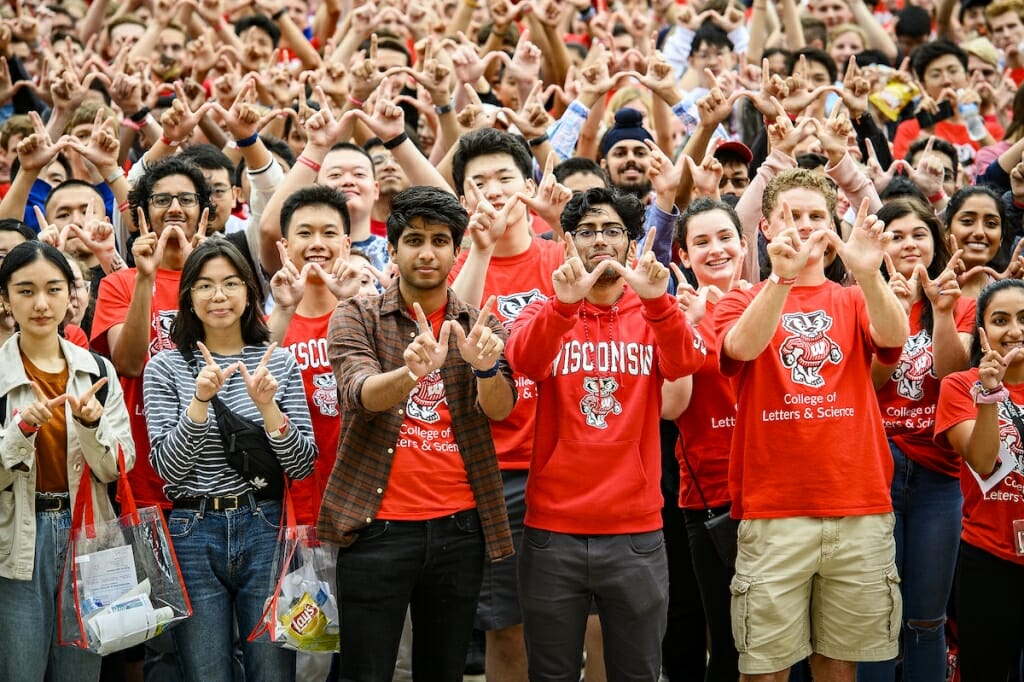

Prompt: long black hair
[0,241,75,337]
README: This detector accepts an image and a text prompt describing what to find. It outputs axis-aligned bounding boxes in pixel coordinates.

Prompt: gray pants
[518,527,668,682]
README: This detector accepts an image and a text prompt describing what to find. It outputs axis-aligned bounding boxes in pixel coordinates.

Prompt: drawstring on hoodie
[580,303,622,401]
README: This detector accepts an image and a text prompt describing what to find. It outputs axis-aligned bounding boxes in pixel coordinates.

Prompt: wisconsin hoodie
[507,288,705,534]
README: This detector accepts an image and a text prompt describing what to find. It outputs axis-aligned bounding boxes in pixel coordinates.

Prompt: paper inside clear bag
[58,451,191,655]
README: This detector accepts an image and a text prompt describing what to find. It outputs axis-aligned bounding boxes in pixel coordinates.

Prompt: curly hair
[761,168,838,221]
[561,186,646,241]
[127,156,215,232]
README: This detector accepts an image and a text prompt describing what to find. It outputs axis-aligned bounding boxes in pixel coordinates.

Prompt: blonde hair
[762,169,837,220]
[828,23,867,49]
[987,0,1024,22]
[605,87,653,125]
[64,102,119,137]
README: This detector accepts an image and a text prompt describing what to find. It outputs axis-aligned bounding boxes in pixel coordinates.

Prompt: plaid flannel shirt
[317,283,515,562]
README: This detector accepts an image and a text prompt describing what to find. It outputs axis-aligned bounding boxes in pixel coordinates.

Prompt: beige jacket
[0,334,135,581]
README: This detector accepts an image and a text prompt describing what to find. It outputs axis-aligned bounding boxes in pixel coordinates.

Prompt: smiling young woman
[142,240,315,682]
[0,241,134,682]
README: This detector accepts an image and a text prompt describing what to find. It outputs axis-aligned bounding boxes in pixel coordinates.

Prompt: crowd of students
[2,0,1024,680]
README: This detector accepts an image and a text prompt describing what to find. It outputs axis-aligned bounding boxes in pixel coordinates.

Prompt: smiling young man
[713,169,909,682]
[506,186,706,681]
[448,128,567,680]
[320,185,515,681]
[265,185,351,529]
[318,143,389,272]
[91,156,215,512]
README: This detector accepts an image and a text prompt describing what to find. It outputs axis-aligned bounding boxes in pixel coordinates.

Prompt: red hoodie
[507,289,705,534]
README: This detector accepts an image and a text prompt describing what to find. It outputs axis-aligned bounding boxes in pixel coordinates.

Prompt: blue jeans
[0,506,102,682]
[858,442,961,682]
[167,498,294,682]
[334,509,485,682]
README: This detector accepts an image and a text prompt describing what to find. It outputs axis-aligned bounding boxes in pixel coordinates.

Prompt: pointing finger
[883,252,897,279]
[30,381,47,402]
[78,377,109,404]
[639,226,656,259]
[477,295,496,326]
[197,341,217,367]
[413,302,431,337]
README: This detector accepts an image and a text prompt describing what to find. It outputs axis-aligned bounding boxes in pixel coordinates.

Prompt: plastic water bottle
[957,90,988,141]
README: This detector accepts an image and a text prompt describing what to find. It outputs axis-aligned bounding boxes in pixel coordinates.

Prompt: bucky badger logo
[580,376,622,429]
[406,370,446,423]
[892,330,933,401]
[150,310,178,354]
[496,289,546,331]
[997,406,1024,473]
[778,311,843,388]
[311,372,339,417]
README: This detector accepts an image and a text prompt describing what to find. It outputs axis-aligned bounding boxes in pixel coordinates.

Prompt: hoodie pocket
[533,439,647,517]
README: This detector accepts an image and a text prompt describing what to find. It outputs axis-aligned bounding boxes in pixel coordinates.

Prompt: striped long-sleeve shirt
[143,346,316,499]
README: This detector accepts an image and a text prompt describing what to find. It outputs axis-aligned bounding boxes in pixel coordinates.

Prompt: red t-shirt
[447,237,563,469]
[91,268,182,508]
[936,369,1024,565]
[893,117,1002,160]
[65,324,89,349]
[876,298,975,478]
[281,311,340,527]
[674,301,733,509]
[714,282,901,519]
[369,218,387,239]
[377,305,475,520]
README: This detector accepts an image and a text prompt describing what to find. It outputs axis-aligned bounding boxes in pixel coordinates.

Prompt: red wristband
[928,190,946,204]
[160,135,181,147]
[12,410,40,435]
[118,200,130,213]
[348,94,365,108]
[1014,197,1024,210]
[121,117,142,131]
[297,155,322,173]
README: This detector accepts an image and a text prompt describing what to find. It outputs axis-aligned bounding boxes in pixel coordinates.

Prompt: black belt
[35,494,70,513]
[172,490,278,512]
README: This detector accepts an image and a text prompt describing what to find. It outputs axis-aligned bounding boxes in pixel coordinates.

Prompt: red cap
[714,141,753,164]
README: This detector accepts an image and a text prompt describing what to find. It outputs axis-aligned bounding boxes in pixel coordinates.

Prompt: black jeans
[683,507,740,682]
[334,509,485,682]
[956,541,1024,682]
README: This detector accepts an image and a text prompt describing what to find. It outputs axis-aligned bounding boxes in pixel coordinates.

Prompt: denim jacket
[0,334,135,581]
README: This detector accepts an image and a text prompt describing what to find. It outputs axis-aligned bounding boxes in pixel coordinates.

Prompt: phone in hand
[915,100,955,129]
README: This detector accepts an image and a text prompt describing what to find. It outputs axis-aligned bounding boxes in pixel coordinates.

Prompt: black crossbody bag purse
[181,348,284,500]
[678,443,740,568]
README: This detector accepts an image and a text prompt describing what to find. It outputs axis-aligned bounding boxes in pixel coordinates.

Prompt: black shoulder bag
[181,348,284,500]
[678,442,739,569]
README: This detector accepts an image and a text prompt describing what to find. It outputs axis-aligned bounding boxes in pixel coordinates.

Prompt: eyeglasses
[190,279,246,299]
[149,192,200,208]
[570,227,627,244]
